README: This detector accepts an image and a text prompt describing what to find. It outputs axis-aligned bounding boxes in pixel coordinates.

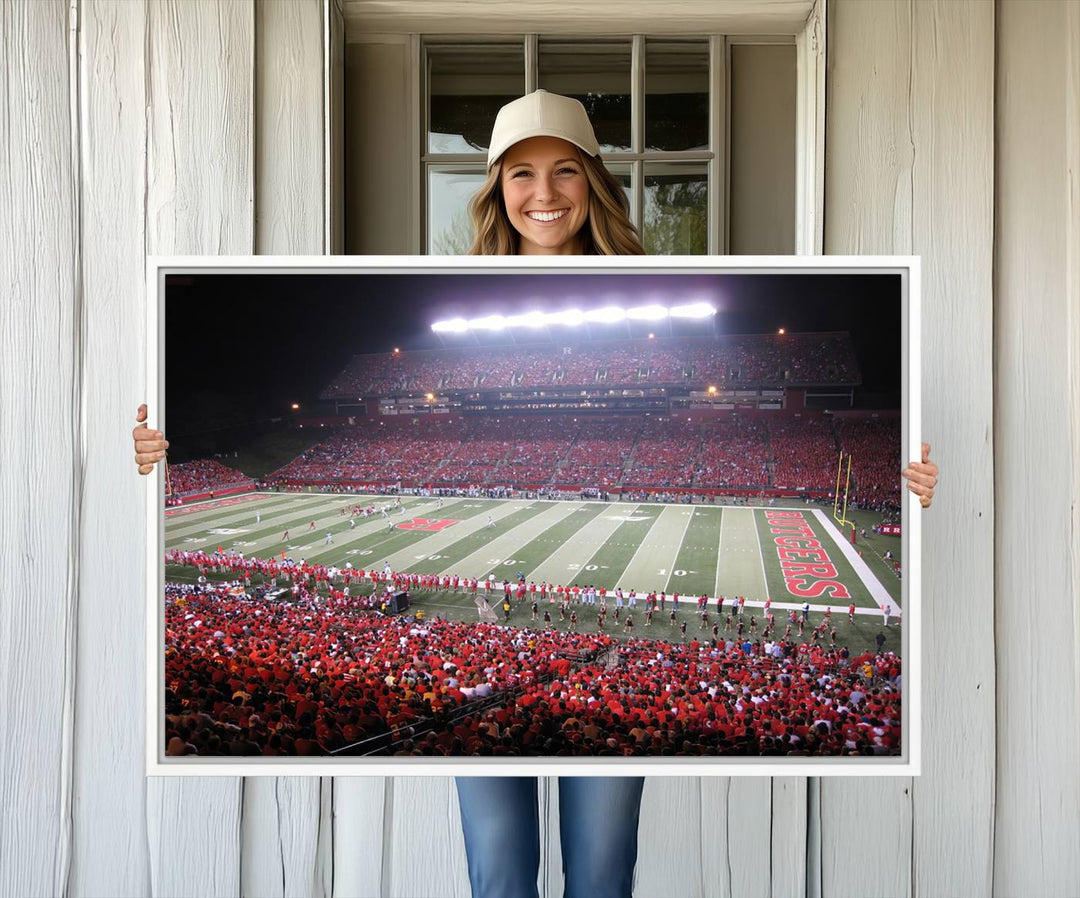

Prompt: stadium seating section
[321,334,860,398]
[268,414,900,506]
[164,575,900,758]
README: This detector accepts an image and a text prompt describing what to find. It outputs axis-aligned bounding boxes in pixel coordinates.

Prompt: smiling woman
[500,137,591,254]
[466,90,645,256]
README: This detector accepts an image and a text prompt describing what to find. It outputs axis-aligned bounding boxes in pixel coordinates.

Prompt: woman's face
[499,136,590,255]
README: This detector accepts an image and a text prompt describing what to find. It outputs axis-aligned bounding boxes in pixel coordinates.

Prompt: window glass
[428,167,487,254]
[645,40,709,152]
[427,44,525,154]
[538,41,632,153]
[643,163,708,254]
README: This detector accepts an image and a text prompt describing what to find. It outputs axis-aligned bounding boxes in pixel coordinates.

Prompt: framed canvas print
[146,255,920,776]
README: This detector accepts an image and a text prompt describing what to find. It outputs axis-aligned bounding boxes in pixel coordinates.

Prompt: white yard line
[749,508,772,602]
[378,500,528,573]
[713,506,725,602]
[615,505,685,592]
[526,504,642,586]
[811,507,901,614]
[439,501,583,578]
[662,506,697,594]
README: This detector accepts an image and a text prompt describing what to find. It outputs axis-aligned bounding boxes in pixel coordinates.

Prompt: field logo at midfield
[397,518,459,531]
[764,510,851,600]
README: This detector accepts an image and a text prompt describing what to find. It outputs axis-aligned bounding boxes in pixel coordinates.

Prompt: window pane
[428,167,487,254]
[428,44,524,154]
[645,40,709,152]
[643,163,707,254]
[538,40,631,153]
[604,163,634,222]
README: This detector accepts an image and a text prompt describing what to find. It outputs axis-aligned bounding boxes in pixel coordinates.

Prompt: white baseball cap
[486,90,601,168]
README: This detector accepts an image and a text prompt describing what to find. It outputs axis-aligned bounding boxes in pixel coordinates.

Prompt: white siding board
[241,778,327,898]
[144,2,254,896]
[994,2,1080,894]
[71,1,153,895]
[825,1,996,897]
[383,777,471,898]
[255,0,325,256]
[0,2,77,896]
[244,3,329,895]
[770,777,808,898]
[635,777,711,898]
[822,4,913,890]
[332,778,387,898]
[145,0,255,257]
[907,3,996,896]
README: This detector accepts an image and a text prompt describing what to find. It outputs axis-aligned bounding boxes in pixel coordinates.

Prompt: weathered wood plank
[994,2,1080,893]
[242,778,326,898]
[144,2,255,895]
[70,2,153,895]
[770,777,808,898]
[242,2,328,895]
[384,778,471,898]
[254,0,324,256]
[823,2,997,897]
[331,778,386,898]
[907,2,995,896]
[822,5,914,891]
[637,778,720,898]
[144,0,255,257]
[0,2,78,896]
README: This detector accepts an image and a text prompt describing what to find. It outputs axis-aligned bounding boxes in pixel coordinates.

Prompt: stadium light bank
[431,302,716,333]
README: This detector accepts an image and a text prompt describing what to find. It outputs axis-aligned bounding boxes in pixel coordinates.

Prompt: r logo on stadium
[397,518,458,531]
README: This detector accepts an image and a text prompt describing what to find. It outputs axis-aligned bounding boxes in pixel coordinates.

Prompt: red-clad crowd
[320,334,861,398]
[169,459,253,496]
[696,419,770,487]
[769,417,839,491]
[835,417,902,507]
[164,571,901,758]
[260,411,902,506]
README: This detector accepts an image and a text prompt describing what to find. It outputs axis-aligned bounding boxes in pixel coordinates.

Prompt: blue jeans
[455,776,646,898]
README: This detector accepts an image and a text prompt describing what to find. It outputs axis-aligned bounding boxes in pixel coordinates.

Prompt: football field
[166,492,904,637]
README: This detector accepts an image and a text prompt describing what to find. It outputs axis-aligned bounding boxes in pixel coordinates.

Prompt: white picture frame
[146,254,920,777]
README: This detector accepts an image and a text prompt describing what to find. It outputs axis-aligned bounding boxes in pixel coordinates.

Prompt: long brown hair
[468,150,645,256]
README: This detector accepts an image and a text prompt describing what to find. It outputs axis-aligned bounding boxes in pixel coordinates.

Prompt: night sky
[165,271,902,440]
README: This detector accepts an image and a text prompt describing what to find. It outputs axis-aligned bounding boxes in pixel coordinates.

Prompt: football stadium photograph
[158,265,911,764]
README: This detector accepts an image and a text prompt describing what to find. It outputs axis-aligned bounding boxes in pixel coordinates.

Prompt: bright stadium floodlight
[626,304,669,321]
[670,302,717,319]
[585,306,626,324]
[431,317,469,333]
[506,310,548,328]
[548,309,586,326]
[471,314,507,331]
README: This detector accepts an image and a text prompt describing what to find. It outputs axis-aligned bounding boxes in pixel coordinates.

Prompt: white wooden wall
[1,1,1077,896]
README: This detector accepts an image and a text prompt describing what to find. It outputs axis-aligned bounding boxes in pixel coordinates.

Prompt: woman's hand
[133,403,169,475]
[902,442,938,508]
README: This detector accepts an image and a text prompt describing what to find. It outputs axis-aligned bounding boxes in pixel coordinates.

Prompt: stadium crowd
[320,334,861,398]
[168,459,253,496]
[259,411,900,507]
[164,570,901,758]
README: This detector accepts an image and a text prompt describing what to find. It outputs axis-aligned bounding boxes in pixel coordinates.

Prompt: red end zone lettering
[764,510,852,600]
[774,536,822,549]
[781,561,839,578]
[397,518,458,531]
[784,577,851,600]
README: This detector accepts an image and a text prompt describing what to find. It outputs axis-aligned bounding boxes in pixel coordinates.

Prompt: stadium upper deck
[320,333,861,400]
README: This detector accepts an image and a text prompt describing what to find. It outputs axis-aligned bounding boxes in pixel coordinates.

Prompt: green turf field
[166,491,905,656]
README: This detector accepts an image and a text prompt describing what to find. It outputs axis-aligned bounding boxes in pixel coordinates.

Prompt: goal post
[833,451,855,540]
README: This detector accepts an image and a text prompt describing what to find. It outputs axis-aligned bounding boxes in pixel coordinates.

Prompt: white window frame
[404,0,825,256]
